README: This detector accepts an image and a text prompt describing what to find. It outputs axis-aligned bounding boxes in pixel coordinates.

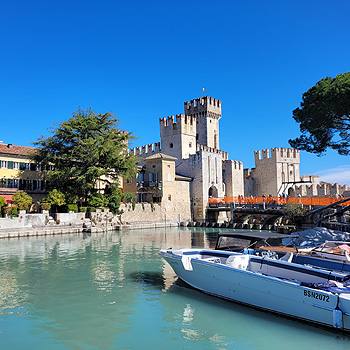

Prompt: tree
[43,189,66,208]
[87,192,109,208]
[283,203,308,227]
[0,196,7,217]
[289,72,350,155]
[42,189,65,213]
[31,108,138,200]
[11,191,32,210]
[0,196,7,209]
[105,183,122,214]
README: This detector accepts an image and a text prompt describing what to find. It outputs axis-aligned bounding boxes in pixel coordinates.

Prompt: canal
[0,227,349,349]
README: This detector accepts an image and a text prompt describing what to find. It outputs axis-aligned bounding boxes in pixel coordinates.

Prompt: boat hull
[160,249,350,332]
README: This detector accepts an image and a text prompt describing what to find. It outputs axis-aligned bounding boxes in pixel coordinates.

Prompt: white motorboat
[160,231,350,332]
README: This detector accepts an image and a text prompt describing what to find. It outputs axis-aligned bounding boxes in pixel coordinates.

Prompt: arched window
[170,143,173,148]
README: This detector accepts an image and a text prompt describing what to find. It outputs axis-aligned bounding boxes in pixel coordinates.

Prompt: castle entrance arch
[208,185,218,198]
[207,185,219,222]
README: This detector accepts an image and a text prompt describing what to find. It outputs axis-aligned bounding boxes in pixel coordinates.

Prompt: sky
[1,0,350,185]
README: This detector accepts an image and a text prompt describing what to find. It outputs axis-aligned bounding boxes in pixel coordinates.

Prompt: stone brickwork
[160,115,196,163]
[247,148,300,196]
[223,160,244,197]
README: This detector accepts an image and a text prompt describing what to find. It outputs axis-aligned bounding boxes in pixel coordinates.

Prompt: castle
[125,96,349,223]
[0,95,348,222]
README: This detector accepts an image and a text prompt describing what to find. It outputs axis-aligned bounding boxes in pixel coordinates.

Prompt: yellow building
[0,142,47,203]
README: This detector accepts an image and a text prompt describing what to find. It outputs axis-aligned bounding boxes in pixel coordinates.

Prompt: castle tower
[159,114,196,163]
[184,96,221,149]
[252,148,300,196]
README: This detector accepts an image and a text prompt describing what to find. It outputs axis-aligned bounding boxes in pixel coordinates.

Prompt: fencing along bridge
[208,196,350,232]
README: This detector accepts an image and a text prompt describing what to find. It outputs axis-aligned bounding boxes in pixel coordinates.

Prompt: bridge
[208,196,350,232]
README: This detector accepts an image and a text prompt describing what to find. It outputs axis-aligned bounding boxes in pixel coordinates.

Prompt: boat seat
[226,255,250,270]
[280,252,293,263]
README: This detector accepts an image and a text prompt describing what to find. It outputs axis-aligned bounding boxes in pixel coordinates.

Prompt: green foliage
[40,202,52,211]
[122,192,136,203]
[11,191,32,210]
[11,207,18,217]
[44,189,66,206]
[65,193,78,204]
[283,203,308,226]
[79,206,88,213]
[87,207,96,213]
[150,202,155,212]
[104,183,122,214]
[2,207,12,216]
[87,193,108,208]
[0,196,7,209]
[132,201,135,211]
[289,72,350,155]
[108,193,121,214]
[31,107,138,199]
[67,204,78,213]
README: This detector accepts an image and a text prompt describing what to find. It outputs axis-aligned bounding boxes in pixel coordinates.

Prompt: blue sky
[1,0,350,185]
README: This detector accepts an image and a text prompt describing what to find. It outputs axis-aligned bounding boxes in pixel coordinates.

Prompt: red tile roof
[0,143,36,157]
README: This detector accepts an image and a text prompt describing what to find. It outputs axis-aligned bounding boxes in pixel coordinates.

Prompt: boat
[307,241,350,262]
[159,231,350,332]
[215,231,350,273]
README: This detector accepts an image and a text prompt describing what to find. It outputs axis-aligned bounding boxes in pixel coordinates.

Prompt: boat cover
[301,280,350,293]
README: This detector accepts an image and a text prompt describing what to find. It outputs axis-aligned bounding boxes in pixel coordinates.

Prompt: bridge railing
[208,196,348,206]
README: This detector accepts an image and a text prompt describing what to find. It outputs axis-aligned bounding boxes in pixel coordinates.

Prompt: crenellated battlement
[196,144,228,160]
[159,114,195,127]
[159,114,196,137]
[129,142,161,156]
[184,96,221,117]
[225,159,243,170]
[254,147,300,163]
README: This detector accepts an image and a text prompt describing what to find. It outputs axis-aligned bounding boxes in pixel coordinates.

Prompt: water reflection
[0,227,348,349]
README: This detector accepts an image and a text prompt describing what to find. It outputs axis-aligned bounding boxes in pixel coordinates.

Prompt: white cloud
[316,165,350,186]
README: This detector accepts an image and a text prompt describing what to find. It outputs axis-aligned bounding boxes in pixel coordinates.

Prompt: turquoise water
[0,227,349,350]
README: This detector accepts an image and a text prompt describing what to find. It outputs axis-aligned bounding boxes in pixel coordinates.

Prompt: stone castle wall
[251,148,300,196]
[223,160,244,197]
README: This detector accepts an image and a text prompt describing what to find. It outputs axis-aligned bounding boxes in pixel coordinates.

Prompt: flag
[202,88,205,92]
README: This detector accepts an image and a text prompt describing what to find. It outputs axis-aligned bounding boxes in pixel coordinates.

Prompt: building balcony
[137,181,162,189]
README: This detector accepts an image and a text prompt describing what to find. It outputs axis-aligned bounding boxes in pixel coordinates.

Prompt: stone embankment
[0,202,187,239]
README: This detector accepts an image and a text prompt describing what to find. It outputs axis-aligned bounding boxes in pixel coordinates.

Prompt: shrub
[150,202,155,212]
[79,206,88,213]
[11,207,18,217]
[67,204,78,213]
[87,207,96,213]
[43,189,66,212]
[11,191,32,210]
[40,202,52,211]
[2,207,11,216]
[132,201,136,211]
[0,196,7,209]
